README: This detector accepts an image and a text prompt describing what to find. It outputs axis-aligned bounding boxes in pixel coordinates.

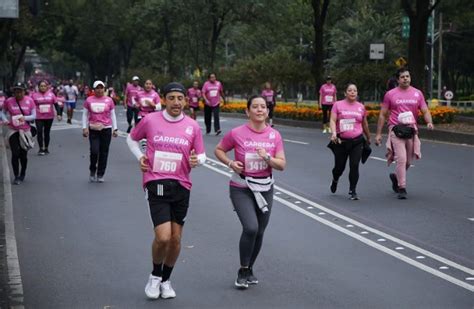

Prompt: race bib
[339,118,356,132]
[325,95,333,103]
[57,101,64,107]
[12,115,23,127]
[39,104,51,113]
[140,98,151,107]
[266,96,273,103]
[245,153,268,172]
[398,111,415,125]
[209,90,218,97]
[192,97,198,103]
[91,102,106,113]
[153,151,183,174]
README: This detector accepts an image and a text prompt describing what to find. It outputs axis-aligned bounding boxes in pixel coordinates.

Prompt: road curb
[220,112,474,145]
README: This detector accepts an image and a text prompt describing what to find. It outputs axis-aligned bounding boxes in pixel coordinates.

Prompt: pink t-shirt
[187,88,202,108]
[125,84,142,107]
[130,112,205,190]
[382,86,427,127]
[56,95,65,107]
[319,83,337,105]
[83,95,115,127]
[202,81,223,107]
[219,124,284,186]
[261,89,275,105]
[32,91,57,120]
[331,99,366,139]
[3,96,35,131]
[135,90,161,117]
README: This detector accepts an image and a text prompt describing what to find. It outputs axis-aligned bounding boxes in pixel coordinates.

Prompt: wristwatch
[264,154,271,162]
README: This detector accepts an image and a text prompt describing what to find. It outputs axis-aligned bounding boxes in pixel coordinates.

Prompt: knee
[242,225,258,238]
[169,234,181,249]
[154,233,171,247]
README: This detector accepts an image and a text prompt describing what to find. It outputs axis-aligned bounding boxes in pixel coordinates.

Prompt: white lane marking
[51,125,81,131]
[1,130,25,307]
[204,157,474,291]
[439,266,449,270]
[318,212,326,215]
[377,238,387,242]
[369,156,387,162]
[416,256,426,259]
[468,218,474,222]
[361,231,369,235]
[396,247,405,251]
[283,139,309,145]
[307,206,314,209]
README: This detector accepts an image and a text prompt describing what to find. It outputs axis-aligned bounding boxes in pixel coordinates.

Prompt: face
[39,82,48,93]
[246,97,268,123]
[209,74,216,82]
[326,79,332,84]
[345,84,358,101]
[144,80,153,91]
[193,81,199,88]
[265,82,271,89]
[132,79,139,86]
[14,88,25,100]
[94,85,105,96]
[398,71,411,88]
[165,91,185,117]
[69,79,73,85]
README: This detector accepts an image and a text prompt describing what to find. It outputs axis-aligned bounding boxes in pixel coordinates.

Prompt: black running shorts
[145,179,190,227]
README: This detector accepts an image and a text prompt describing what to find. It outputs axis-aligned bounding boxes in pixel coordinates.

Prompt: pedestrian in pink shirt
[328,84,371,200]
[375,68,434,199]
[134,79,161,124]
[202,73,225,135]
[215,95,286,289]
[124,76,142,133]
[261,82,276,127]
[319,76,337,133]
[127,82,206,300]
[82,80,118,183]
[186,81,201,120]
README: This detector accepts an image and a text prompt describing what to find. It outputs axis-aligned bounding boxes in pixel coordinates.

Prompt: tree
[311,0,330,91]
[401,0,440,93]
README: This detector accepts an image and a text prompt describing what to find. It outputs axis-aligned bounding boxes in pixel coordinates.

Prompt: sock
[161,264,174,282]
[152,263,163,277]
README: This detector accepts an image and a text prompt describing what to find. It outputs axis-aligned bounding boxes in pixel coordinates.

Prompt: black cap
[12,82,26,90]
[326,76,332,80]
[162,82,186,96]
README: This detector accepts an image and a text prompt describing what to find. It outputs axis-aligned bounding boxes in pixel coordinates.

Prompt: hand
[427,123,434,130]
[113,130,118,138]
[139,155,150,172]
[189,149,198,168]
[330,133,338,143]
[375,134,382,146]
[256,147,268,159]
[82,128,89,138]
[229,161,244,174]
[18,116,25,124]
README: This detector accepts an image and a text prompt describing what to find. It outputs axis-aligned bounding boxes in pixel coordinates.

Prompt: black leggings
[322,104,332,124]
[204,105,220,133]
[331,136,364,192]
[230,186,274,267]
[9,132,28,177]
[89,128,112,176]
[36,119,53,149]
[126,106,139,126]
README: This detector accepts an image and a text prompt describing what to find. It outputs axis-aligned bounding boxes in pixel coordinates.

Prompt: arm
[111,109,118,134]
[126,134,149,172]
[82,108,89,137]
[215,143,244,174]
[1,110,8,123]
[318,94,322,109]
[24,108,36,122]
[329,111,338,142]
[421,106,434,130]
[375,106,389,146]
[256,148,286,171]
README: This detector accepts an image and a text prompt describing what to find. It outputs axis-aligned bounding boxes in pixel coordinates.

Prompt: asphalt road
[2,104,473,308]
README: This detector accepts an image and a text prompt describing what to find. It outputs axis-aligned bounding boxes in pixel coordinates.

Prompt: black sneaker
[349,191,359,200]
[67,119,72,124]
[215,130,222,136]
[44,148,50,154]
[235,268,249,289]
[247,267,258,285]
[13,177,21,185]
[397,188,407,199]
[19,174,25,182]
[389,173,399,193]
[126,125,132,133]
[330,180,338,193]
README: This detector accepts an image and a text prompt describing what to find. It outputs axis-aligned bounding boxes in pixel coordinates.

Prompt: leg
[204,105,212,133]
[19,147,28,179]
[152,222,172,267]
[213,105,221,133]
[133,107,140,126]
[332,145,349,183]
[36,119,45,150]
[348,142,363,192]
[9,133,21,177]
[390,132,408,189]
[88,130,100,176]
[249,187,274,267]
[322,105,329,129]
[97,129,112,177]
[43,119,54,150]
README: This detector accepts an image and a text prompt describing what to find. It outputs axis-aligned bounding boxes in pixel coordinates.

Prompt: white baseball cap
[93,80,105,88]
[132,76,140,81]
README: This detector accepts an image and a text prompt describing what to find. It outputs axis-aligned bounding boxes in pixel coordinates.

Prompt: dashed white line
[369,156,387,162]
[283,139,309,145]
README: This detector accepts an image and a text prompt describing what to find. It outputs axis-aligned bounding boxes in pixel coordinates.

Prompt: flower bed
[219,101,457,124]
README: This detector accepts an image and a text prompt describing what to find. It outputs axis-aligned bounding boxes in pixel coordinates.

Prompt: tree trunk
[311,0,330,91]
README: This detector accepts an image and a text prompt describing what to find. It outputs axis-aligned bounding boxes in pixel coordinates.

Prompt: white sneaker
[160,280,176,299]
[145,274,161,299]
[97,176,105,183]
[322,128,328,133]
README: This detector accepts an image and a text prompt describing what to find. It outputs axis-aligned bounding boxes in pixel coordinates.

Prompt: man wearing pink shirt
[127,82,206,300]
[375,68,434,199]
[202,73,225,135]
[319,76,337,133]
[124,76,142,133]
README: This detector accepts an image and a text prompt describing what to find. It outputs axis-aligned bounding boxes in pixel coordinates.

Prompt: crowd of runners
[0,67,434,299]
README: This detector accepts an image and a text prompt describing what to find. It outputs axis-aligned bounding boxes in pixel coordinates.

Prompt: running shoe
[247,267,258,285]
[89,175,97,183]
[215,130,222,136]
[349,191,359,200]
[127,125,132,133]
[389,173,398,193]
[160,280,176,299]
[67,119,72,124]
[330,180,338,193]
[144,274,161,299]
[235,268,249,289]
[397,188,407,199]
[44,149,50,154]
[38,150,46,156]
[322,128,328,133]
[97,176,105,183]
[13,177,21,185]
[19,174,25,182]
